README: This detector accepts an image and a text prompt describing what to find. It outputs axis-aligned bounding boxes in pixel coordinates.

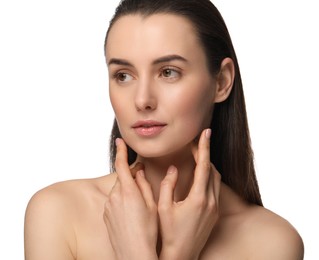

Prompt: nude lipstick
[132,120,167,137]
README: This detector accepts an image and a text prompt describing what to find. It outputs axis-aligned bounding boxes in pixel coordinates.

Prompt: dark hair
[105,0,263,206]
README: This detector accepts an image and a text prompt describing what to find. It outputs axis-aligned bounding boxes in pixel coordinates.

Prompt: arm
[24,187,76,260]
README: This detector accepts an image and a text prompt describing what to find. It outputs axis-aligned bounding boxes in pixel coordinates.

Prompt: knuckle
[158,202,170,214]
[193,194,208,210]
[108,190,120,203]
[207,198,218,213]
[160,179,171,187]
[201,161,212,172]
[122,187,135,197]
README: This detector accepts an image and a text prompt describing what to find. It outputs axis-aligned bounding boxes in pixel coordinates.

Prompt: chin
[123,129,200,159]
[132,142,193,161]
[133,148,168,159]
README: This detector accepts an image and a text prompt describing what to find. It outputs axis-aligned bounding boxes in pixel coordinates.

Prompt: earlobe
[214,58,235,103]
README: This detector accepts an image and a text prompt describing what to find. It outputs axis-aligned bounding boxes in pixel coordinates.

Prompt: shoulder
[243,206,304,259]
[24,174,117,260]
[26,173,117,212]
[25,174,118,222]
[25,175,109,213]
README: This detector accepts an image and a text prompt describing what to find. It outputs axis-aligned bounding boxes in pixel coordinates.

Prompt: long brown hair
[105,0,263,206]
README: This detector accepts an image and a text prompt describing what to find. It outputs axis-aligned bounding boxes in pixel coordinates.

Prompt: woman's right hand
[103,138,158,260]
[158,129,221,260]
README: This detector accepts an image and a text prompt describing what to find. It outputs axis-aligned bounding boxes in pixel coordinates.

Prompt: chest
[77,222,114,260]
[73,196,249,260]
[199,219,250,260]
[74,220,248,260]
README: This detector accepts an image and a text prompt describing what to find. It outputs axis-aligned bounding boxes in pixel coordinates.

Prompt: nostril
[135,91,157,111]
[135,99,157,111]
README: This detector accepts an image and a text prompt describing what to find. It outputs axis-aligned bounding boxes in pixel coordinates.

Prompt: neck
[136,148,196,203]
[134,158,250,218]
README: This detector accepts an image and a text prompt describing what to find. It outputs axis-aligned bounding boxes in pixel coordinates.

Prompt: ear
[214,57,235,103]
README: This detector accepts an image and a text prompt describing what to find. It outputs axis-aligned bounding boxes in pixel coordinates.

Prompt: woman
[24,0,304,259]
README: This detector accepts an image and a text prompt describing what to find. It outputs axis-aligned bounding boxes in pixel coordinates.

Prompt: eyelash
[112,72,133,83]
[159,67,181,80]
[111,67,182,83]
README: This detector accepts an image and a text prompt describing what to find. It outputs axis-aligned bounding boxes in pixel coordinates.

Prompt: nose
[134,79,157,111]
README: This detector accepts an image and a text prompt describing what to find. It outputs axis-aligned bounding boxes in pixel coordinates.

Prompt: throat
[136,153,196,203]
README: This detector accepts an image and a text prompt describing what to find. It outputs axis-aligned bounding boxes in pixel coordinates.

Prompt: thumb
[158,165,178,210]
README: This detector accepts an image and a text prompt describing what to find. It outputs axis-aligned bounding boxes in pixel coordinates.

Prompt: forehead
[105,13,205,62]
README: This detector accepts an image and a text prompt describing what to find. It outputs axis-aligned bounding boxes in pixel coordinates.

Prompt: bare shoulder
[243,205,304,259]
[25,173,117,218]
[202,185,304,260]
[24,174,117,260]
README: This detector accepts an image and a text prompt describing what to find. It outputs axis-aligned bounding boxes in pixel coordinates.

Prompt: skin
[24,14,304,260]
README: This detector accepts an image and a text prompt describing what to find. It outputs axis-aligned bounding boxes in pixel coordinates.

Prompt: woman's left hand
[158,129,221,260]
[103,138,158,260]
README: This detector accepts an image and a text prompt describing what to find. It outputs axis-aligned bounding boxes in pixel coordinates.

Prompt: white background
[0,0,318,259]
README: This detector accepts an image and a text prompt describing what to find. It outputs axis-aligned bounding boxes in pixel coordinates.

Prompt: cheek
[109,92,129,137]
[109,88,119,111]
[110,90,127,118]
[175,90,213,127]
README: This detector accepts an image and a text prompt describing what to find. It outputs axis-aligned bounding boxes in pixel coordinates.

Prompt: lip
[132,120,167,137]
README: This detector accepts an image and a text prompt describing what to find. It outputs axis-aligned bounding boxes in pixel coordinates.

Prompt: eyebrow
[152,55,188,65]
[108,58,133,67]
[107,54,188,67]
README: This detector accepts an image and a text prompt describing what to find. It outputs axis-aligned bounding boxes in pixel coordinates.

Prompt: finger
[158,165,178,210]
[190,129,211,194]
[191,134,200,163]
[135,170,156,209]
[114,138,135,185]
[109,176,120,195]
[211,165,222,205]
[191,142,199,164]
[130,162,145,178]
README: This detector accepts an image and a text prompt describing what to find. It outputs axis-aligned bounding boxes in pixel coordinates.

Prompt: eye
[160,68,181,80]
[114,72,133,83]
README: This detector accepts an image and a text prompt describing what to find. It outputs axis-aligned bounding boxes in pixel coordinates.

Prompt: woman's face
[106,14,216,158]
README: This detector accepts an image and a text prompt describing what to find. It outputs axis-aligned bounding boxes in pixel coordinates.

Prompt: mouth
[132,120,167,137]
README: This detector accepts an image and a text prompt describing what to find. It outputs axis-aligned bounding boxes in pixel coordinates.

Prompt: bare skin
[24,162,303,259]
[24,14,304,259]
[24,131,303,259]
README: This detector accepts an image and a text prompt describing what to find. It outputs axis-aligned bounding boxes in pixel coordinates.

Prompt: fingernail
[115,138,121,146]
[205,129,211,139]
[138,169,145,177]
[167,165,176,174]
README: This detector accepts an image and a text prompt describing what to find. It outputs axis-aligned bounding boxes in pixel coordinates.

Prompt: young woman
[24,0,304,259]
